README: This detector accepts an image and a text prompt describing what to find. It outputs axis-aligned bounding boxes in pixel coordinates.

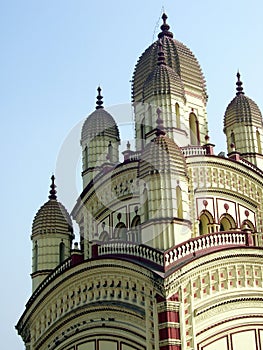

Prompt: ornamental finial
[96,86,104,109]
[236,71,244,96]
[49,175,57,200]
[158,13,174,39]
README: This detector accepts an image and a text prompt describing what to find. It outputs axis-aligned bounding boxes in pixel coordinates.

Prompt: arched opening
[231,131,235,146]
[241,219,255,232]
[176,185,183,219]
[189,112,200,145]
[256,130,262,154]
[130,215,141,243]
[114,222,127,240]
[33,241,38,272]
[199,210,214,235]
[140,116,146,149]
[99,231,109,242]
[108,141,113,162]
[59,242,65,264]
[143,187,149,221]
[84,146,88,169]
[175,103,180,128]
[219,214,236,231]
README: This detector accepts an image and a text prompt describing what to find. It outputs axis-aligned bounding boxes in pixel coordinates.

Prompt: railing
[97,241,164,266]
[128,151,141,161]
[164,231,249,268]
[181,146,207,157]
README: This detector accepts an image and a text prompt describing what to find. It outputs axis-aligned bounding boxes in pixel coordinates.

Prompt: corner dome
[142,41,185,101]
[81,87,120,144]
[224,73,263,130]
[132,13,207,103]
[139,111,187,178]
[32,176,73,236]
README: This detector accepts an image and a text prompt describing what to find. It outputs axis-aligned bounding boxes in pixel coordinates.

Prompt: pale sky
[1,0,263,348]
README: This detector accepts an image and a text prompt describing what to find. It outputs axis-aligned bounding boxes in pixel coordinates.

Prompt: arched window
[84,146,88,169]
[143,187,149,221]
[176,186,183,219]
[219,214,236,231]
[256,130,262,154]
[199,210,214,235]
[33,242,38,272]
[59,242,65,264]
[108,141,113,162]
[175,103,180,128]
[189,112,200,145]
[114,222,127,240]
[140,116,146,149]
[231,131,235,145]
[130,215,141,243]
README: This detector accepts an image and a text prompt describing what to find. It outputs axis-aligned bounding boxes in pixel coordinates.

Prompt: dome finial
[236,71,244,96]
[158,13,173,39]
[96,86,104,109]
[157,40,166,66]
[156,108,166,136]
[49,174,57,200]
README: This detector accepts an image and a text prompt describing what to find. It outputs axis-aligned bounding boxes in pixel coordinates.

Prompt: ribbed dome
[81,87,120,143]
[139,133,187,178]
[143,62,185,101]
[32,176,73,236]
[132,14,206,103]
[224,73,263,129]
[81,108,120,142]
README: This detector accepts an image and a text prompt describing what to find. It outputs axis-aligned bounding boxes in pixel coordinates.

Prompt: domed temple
[16,13,263,350]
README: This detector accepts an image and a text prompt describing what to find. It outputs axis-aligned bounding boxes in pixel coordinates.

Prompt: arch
[231,131,235,145]
[143,187,149,221]
[189,112,200,145]
[219,213,236,231]
[84,146,89,169]
[176,185,183,219]
[256,129,262,154]
[59,241,65,264]
[175,103,180,128]
[33,241,38,272]
[199,210,214,235]
[140,116,146,149]
[108,141,113,162]
[114,222,127,240]
[99,230,109,242]
[241,219,255,232]
[130,215,141,243]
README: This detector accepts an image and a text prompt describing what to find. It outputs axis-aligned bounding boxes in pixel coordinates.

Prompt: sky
[1,0,263,348]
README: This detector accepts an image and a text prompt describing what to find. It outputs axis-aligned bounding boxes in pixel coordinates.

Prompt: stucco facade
[17,13,263,350]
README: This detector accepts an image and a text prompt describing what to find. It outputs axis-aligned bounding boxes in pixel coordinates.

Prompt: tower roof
[132,13,207,103]
[81,87,120,143]
[32,176,73,237]
[224,72,263,129]
[142,40,185,101]
[139,109,187,178]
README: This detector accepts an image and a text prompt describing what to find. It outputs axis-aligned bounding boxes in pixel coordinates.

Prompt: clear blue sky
[1,0,263,348]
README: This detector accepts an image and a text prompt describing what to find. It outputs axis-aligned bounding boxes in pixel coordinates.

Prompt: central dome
[132,13,207,103]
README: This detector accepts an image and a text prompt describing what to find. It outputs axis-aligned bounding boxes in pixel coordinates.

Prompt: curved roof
[224,73,262,129]
[32,176,73,236]
[81,87,120,143]
[139,114,187,178]
[132,14,207,103]
[142,42,185,101]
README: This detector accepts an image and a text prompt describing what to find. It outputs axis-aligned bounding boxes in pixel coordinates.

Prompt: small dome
[81,87,120,143]
[32,176,73,236]
[139,114,187,178]
[132,14,206,102]
[224,73,263,130]
[142,41,185,101]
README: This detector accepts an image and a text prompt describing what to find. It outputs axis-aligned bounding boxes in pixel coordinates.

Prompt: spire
[48,175,57,200]
[158,13,174,39]
[236,71,244,96]
[96,86,104,109]
[156,108,166,136]
[157,40,166,66]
